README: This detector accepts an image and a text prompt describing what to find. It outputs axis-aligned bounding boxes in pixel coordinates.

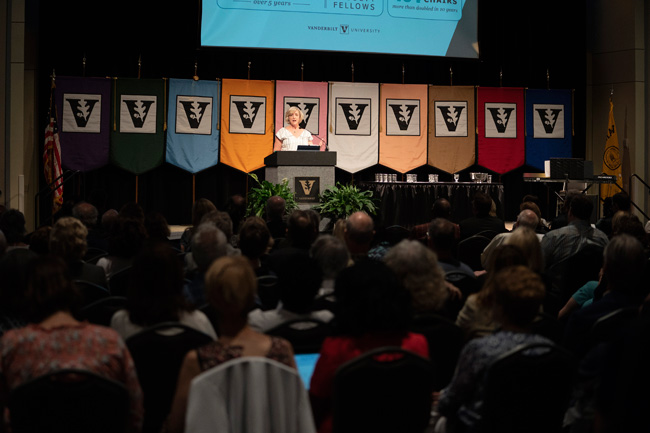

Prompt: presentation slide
[201,0,478,58]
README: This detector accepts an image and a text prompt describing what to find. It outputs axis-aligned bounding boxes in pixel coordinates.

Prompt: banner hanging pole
[135,175,139,203]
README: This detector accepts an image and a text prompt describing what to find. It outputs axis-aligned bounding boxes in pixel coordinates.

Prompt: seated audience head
[0,209,27,246]
[568,192,592,221]
[334,260,412,336]
[28,225,52,256]
[119,201,145,224]
[505,226,544,273]
[191,223,228,273]
[107,216,147,259]
[612,211,647,245]
[560,190,581,215]
[127,241,190,327]
[72,201,99,228]
[144,211,171,244]
[479,244,529,307]
[522,194,541,207]
[200,210,234,243]
[191,198,217,229]
[287,209,318,249]
[471,192,493,218]
[205,255,257,319]
[432,198,453,220]
[49,216,88,263]
[602,233,646,297]
[491,265,546,329]
[427,217,457,255]
[384,239,447,313]
[612,192,632,214]
[514,209,540,231]
[225,194,247,234]
[101,209,119,231]
[310,234,350,281]
[25,255,79,323]
[332,218,347,242]
[344,211,375,254]
[238,216,272,262]
[265,196,286,222]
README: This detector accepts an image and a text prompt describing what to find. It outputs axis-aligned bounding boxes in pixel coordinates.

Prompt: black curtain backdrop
[34,0,587,226]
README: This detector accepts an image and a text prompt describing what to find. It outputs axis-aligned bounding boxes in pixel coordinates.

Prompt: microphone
[312,134,328,151]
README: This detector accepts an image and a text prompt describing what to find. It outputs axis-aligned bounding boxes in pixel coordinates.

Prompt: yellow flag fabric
[379,83,428,173]
[220,79,274,173]
[601,100,622,199]
[428,86,476,174]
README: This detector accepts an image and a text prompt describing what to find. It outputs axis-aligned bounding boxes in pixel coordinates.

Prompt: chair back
[185,357,316,433]
[78,296,127,327]
[83,247,109,264]
[332,346,434,433]
[590,306,639,345]
[480,342,576,433]
[444,270,480,299]
[125,322,213,433]
[411,314,464,390]
[108,266,134,296]
[457,235,492,271]
[74,279,110,306]
[383,225,411,246]
[267,318,333,354]
[8,368,129,433]
[257,274,281,310]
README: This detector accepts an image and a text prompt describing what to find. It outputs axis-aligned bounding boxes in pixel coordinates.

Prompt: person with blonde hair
[504,226,544,273]
[164,256,296,433]
[274,106,322,151]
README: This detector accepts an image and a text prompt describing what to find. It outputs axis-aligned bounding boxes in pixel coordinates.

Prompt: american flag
[43,99,63,214]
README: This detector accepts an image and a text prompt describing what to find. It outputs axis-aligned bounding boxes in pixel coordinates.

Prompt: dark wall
[35,0,587,225]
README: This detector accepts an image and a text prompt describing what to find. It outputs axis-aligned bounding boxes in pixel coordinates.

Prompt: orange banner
[220,79,275,173]
[379,83,428,173]
[428,86,476,174]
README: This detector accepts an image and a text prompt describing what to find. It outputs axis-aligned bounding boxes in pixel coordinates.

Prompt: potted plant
[245,173,298,218]
[312,182,378,222]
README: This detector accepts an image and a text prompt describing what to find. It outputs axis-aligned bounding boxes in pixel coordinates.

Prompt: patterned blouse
[196,336,296,372]
[0,322,144,433]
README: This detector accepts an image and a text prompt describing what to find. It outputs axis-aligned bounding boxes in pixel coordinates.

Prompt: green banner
[110,78,166,174]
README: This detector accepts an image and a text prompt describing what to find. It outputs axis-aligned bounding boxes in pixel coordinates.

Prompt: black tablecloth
[358,182,505,229]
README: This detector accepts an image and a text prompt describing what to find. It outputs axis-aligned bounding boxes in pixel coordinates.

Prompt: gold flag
[601,99,622,199]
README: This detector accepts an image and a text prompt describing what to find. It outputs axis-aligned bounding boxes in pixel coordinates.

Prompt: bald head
[516,209,539,230]
[345,211,375,253]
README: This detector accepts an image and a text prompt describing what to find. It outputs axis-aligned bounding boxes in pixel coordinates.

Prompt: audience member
[343,211,375,263]
[27,225,51,256]
[0,209,28,250]
[49,216,107,288]
[144,211,172,245]
[309,260,428,433]
[119,202,146,225]
[455,244,528,339]
[519,200,549,234]
[0,230,6,258]
[563,234,647,358]
[101,208,119,233]
[72,201,109,251]
[540,193,608,269]
[384,240,448,314]
[0,255,143,433]
[503,226,544,274]
[410,198,459,242]
[427,218,474,278]
[267,209,318,276]
[265,195,288,241]
[110,242,217,340]
[310,234,351,301]
[225,193,247,239]
[480,209,541,269]
[237,216,273,276]
[164,256,296,433]
[180,198,217,253]
[549,190,579,231]
[248,253,332,332]
[97,216,148,279]
[438,265,552,431]
[458,192,507,240]
[596,192,631,237]
[0,245,36,335]
[183,223,228,306]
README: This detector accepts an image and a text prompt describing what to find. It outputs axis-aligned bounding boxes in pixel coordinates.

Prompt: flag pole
[247,61,251,80]
[301,62,304,81]
[401,63,405,84]
[192,175,196,204]
[351,62,354,83]
[82,54,86,77]
[450,66,453,86]
[194,61,199,81]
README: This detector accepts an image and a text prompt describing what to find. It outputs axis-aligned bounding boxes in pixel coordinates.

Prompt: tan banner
[220,79,274,173]
[379,83,428,173]
[428,86,475,174]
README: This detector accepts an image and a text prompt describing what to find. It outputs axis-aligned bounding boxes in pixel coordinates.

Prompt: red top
[309,332,429,433]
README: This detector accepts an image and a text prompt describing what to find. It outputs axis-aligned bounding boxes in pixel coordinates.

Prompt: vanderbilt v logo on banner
[62,94,101,132]
[230,96,266,134]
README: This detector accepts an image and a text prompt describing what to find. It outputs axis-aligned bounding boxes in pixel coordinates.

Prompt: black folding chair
[267,318,333,354]
[74,280,111,306]
[77,296,127,327]
[125,322,213,433]
[332,346,435,433]
[108,266,134,297]
[8,369,129,433]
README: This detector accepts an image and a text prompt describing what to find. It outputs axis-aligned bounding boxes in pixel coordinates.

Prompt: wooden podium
[264,151,337,205]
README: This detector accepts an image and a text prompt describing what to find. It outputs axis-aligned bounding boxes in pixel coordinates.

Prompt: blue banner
[166,78,221,173]
[525,89,572,171]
